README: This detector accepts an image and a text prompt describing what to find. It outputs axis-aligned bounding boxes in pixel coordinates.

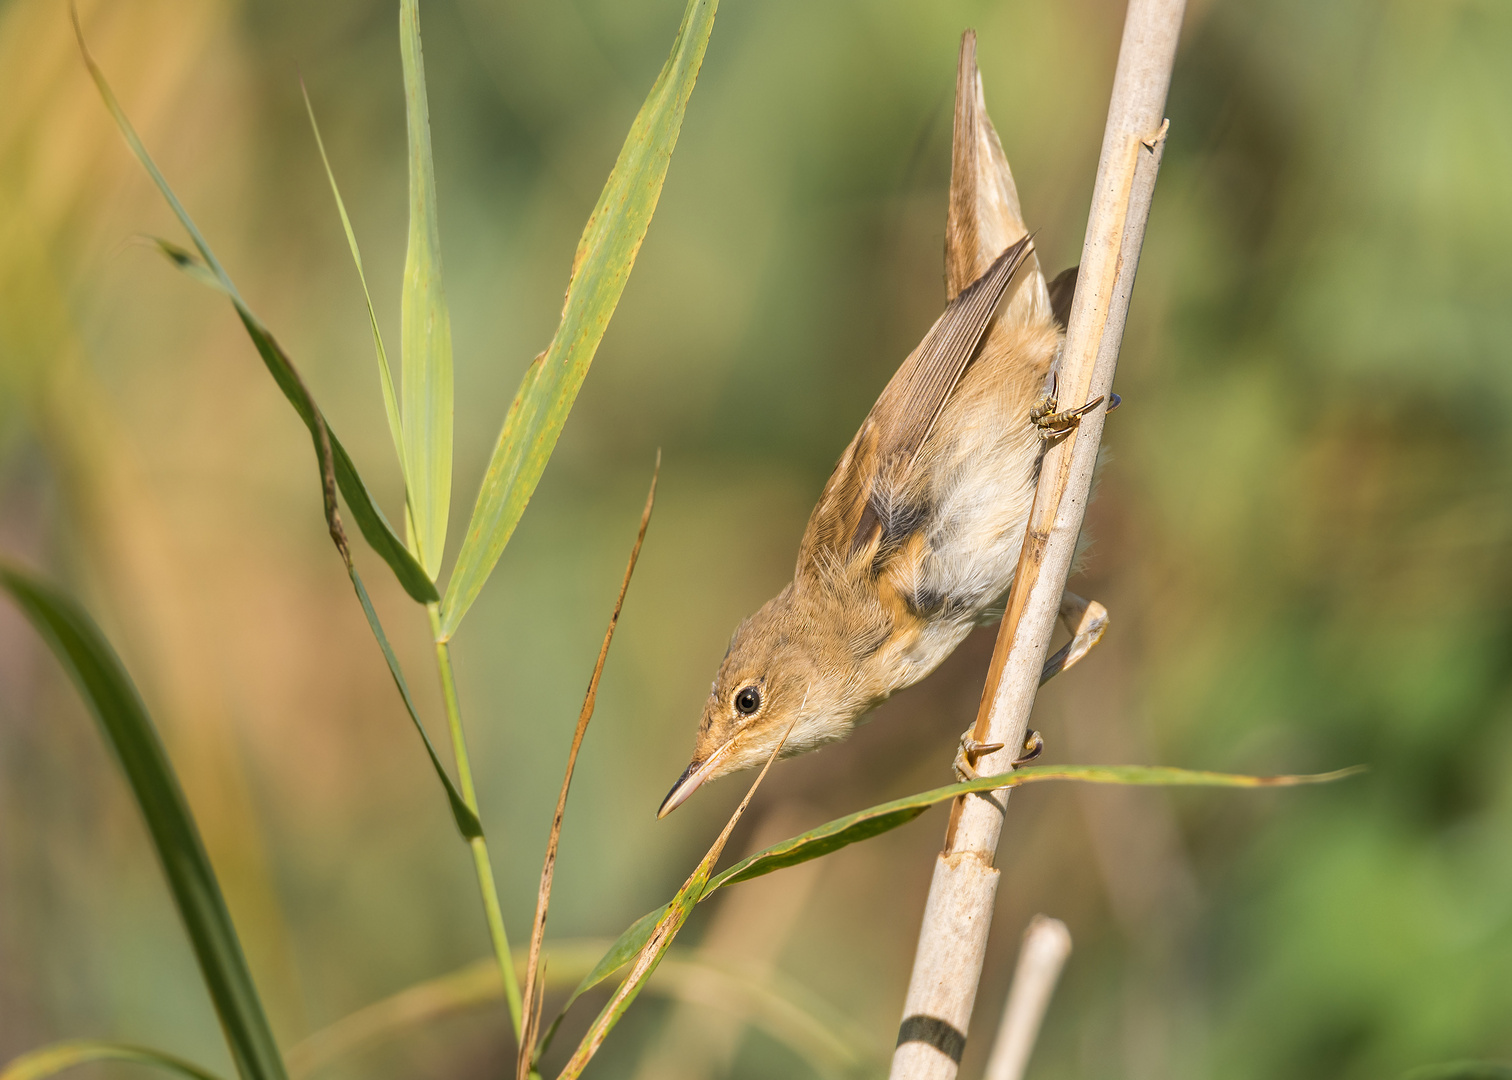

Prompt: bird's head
[658,585,858,817]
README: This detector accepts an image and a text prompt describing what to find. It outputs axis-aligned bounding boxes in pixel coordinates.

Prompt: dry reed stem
[890,3,1185,1076]
[982,916,1072,1080]
[517,454,660,1078]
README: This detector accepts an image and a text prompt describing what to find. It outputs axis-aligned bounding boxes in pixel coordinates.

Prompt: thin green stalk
[428,603,523,1037]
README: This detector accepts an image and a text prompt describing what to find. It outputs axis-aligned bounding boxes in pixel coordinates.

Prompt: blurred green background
[3,0,1511,1078]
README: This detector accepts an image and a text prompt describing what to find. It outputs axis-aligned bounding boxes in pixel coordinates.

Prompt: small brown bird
[659,33,1108,818]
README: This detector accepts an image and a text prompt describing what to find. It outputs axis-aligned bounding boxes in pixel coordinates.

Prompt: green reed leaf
[399,0,454,579]
[0,565,287,1080]
[347,565,482,839]
[439,0,718,639]
[0,1041,226,1080]
[75,14,437,605]
[300,83,407,495]
[533,907,667,1062]
[555,871,706,1079]
[704,763,1365,895]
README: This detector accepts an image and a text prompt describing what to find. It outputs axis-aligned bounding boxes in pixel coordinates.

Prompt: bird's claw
[953,728,1043,781]
[1014,729,1044,766]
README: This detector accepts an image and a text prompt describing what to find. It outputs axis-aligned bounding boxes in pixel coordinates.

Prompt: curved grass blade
[348,567,482,839]
[300,82,406,489]
[399,0,454,579]
[1,1042,226,1080]
[519,459,658,1080]
[0,565,287,1080]
[555,716,793,1080]
[439,0,719,639]
[545,763,1360,1057]
[75,11,435,605]
[532,906,667,1063]
[704,763,1366,895]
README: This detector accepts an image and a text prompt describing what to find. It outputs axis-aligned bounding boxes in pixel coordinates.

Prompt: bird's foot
[1031,391,1106,441]
[1039,592,1110,684]
[954,731,1005,782]
[1030,371,1118,441]
[954,728,1044,781]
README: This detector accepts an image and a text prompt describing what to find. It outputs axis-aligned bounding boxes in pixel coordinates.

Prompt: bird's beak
[657,737,736,819]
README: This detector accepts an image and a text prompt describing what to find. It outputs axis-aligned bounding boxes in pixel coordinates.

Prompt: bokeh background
[3,0,1511,1078]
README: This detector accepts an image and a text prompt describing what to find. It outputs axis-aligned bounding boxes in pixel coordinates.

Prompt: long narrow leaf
[532,906,667,1062]
[77,25,474,837]
[153,240,477,839]
[562,762,1364,1011]
[703,763,1365,895]
[0,565,287,1080]
[300,83,407,488]
[399,0,454,578]
[440,0,718,639]
[348,567,482,838]
[75,13,436,605]
[0,1041,226,1080]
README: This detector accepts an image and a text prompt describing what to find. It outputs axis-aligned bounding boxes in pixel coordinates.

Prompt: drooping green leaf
[347,565,482,838]
[77,16,435,605]
[555,762,1362,1022]
[555,867,706,1079]
[703,763,1364,895]
[0,1041,226,1080]
[439,0,719,639]
[300,84,407,492]
[398,0,454,579]
[0,565,287,1080]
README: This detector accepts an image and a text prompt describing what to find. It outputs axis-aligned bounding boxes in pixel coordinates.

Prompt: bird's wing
[800,238,1032,564]
[945,32,1051,326]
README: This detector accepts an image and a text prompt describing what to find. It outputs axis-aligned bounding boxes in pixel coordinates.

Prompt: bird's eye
[734,686,761,716]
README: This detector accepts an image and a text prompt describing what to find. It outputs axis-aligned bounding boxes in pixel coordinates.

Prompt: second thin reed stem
[429,603,524,1039]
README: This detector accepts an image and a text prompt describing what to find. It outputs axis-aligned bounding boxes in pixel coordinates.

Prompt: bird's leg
[1039,592,1109,685]
[954,595,1106,781]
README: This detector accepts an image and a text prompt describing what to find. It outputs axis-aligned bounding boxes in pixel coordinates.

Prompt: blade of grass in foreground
[561,763,1364,1012]
[399,0,453,578]
[0,565,287,1080]
[73,9,435,606]
[439,0,719,639]
[0,1041,226,1080]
